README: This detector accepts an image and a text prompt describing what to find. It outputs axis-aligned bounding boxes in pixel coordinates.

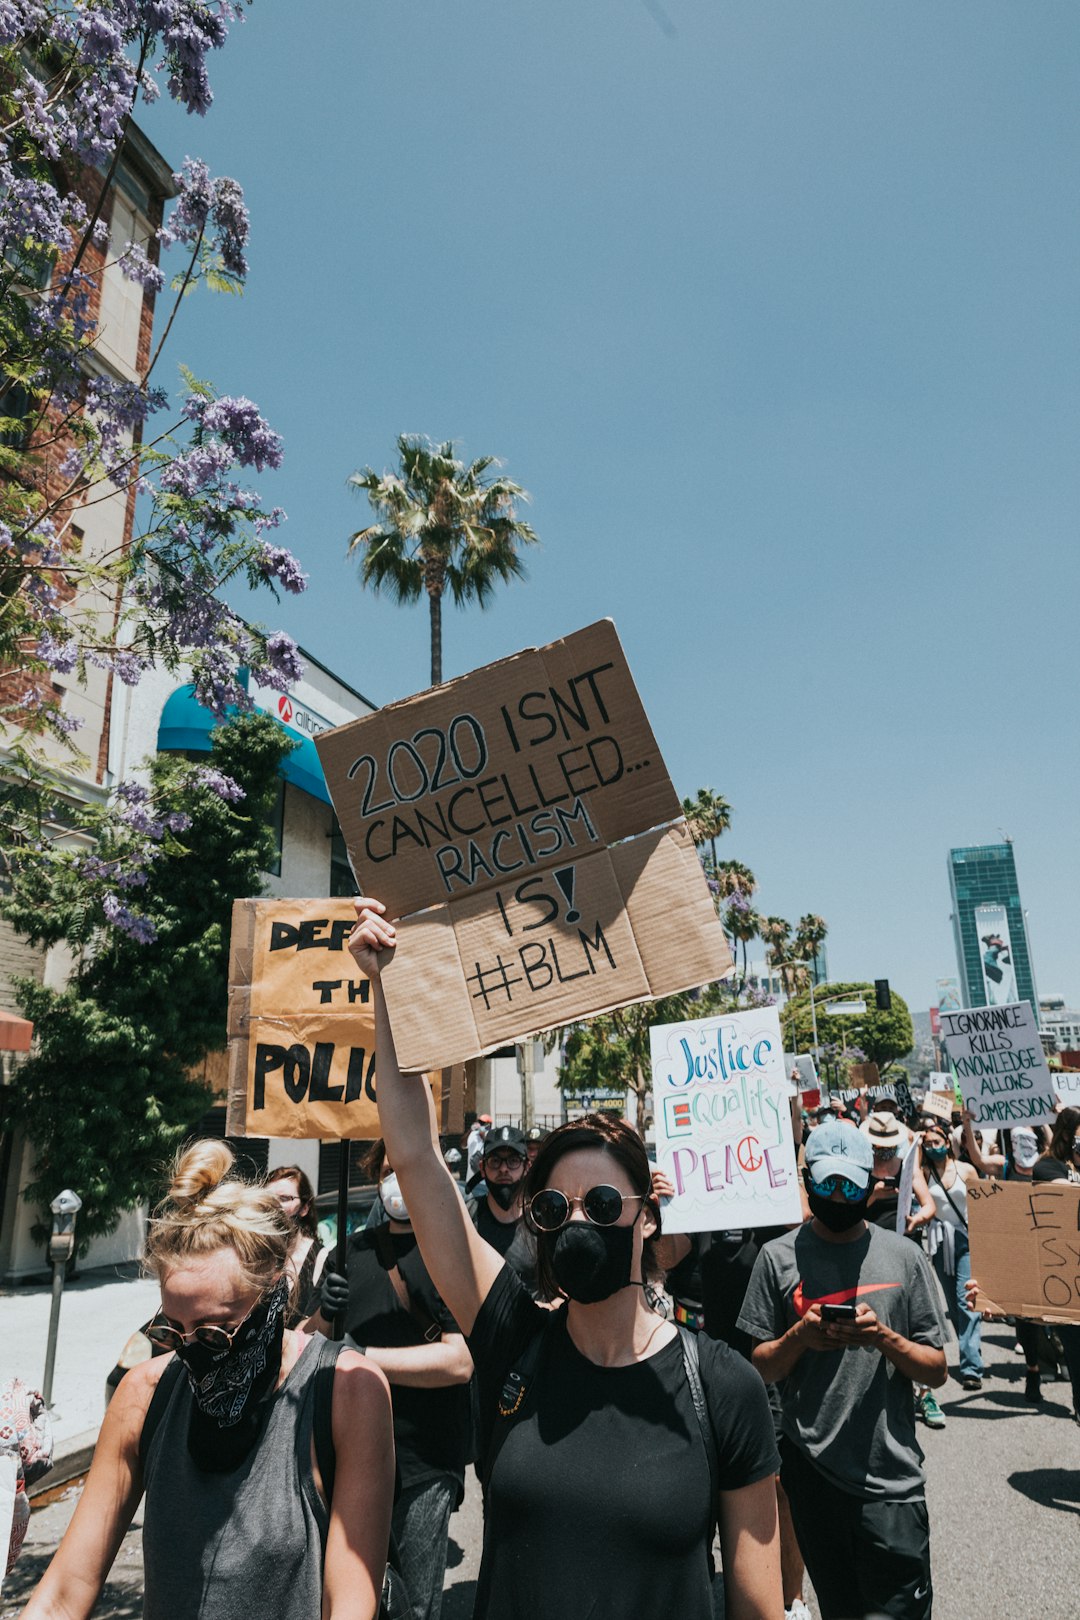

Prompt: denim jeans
[931,1225,983,1379]
[392,1472,457,1620]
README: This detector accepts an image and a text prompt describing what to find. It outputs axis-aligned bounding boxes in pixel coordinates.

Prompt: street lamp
[42,1188,82,1410]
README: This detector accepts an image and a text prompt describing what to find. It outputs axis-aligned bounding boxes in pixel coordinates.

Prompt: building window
[97,193,145,372]
[329,815,357,896]
[266,778,285,877]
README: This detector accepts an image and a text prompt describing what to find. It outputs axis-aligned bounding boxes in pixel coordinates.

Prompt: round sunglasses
[808,1174,865,1203]
[142,1294,262,1354]
[526,1184,645,1233]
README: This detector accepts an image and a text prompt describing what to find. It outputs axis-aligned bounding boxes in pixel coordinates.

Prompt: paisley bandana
[177,1274,290,1472]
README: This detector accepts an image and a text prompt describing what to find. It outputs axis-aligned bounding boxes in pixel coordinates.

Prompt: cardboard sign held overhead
[225,898,463,1140]
[316,622,732,1070]
[921,1091,955,1122]
[969,1180,1080,1325]
[939,1000,1057,1127]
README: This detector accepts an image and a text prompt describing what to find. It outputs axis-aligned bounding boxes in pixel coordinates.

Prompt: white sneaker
[785,1603,812,1620]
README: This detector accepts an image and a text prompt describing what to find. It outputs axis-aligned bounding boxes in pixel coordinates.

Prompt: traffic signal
[875,978,892,1011]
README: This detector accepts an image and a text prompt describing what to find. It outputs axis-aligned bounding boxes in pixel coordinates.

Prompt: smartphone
[820,1302,858,1323]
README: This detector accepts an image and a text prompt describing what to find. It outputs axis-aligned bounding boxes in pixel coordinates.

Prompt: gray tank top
[142,1333,335,1620]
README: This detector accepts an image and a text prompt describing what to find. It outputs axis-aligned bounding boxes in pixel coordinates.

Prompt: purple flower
[261,630,304,688]
[0,3,46,47]
[111,650,149,686]
[59,447,85,481]
[211,176,248,276]
[160,157,214,246]
[36,631,78,674]
[193,765,245,803]
[159,438,234,496]
[102,892,157,944]
[163,810,192,833]
[118,241,165,293]
[185,394,283,472]
[258,544,307,594]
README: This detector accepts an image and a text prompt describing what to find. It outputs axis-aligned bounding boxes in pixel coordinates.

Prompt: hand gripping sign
[315,621,732,1071]
[225,898,462,1139]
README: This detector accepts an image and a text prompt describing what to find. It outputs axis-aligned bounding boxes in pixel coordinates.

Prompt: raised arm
[960,1113,1004,1178]
[350,900,505,1336]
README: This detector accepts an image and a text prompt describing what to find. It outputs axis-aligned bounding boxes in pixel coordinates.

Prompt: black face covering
[176,1274,289,1473]
[540,1220,637,1303]
[487,1179,521,1212]
[807,1188,869,1234]
[374,1229,418,1270]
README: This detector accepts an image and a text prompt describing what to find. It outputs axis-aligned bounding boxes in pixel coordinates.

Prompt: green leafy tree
[0,713,294,1248]
[348,435,539,687]
[784,980,914,1075]
[556,993,700,1135]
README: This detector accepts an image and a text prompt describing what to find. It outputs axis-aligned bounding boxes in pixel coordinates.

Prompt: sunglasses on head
[526,1185,645,1233]
[142,1293,263,1354]
[808,1174,866,1203]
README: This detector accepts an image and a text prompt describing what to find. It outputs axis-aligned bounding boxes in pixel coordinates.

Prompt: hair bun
[169,1140,236,1205]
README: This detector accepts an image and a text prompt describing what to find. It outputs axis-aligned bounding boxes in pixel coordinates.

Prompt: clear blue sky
[141,1,1080,1020]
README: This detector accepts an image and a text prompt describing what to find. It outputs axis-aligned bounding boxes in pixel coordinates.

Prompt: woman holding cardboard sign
[349,897,783,1620]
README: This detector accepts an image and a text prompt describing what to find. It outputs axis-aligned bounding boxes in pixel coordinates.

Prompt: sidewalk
[2,1265,159,1464]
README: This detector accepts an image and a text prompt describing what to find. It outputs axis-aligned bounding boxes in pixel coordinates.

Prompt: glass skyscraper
[948,842,1038,1013]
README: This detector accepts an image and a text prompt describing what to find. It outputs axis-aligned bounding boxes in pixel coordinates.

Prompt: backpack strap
[677,1325,719,1508]
[138,1356,185,1473]
[479,1316,552,1496]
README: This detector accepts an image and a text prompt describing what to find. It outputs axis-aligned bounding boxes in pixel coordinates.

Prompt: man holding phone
[737,1120,948,1620]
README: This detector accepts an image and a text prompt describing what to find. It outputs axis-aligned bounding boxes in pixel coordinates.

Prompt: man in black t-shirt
[309,1154,472,1620]
[469,1124,540,1297]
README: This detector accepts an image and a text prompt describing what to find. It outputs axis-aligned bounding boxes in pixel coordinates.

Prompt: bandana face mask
[173,1273,290,1472]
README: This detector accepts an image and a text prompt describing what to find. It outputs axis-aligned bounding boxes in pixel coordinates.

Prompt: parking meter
[42,1189,82,1407]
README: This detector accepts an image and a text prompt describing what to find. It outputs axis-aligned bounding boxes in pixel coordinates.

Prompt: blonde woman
[22,1141,394,1620]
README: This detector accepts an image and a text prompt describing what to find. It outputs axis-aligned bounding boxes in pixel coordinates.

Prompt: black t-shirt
[343,1227,470,1492]
[472,1198,540,1296]
[466,1264,779,1620]
[1032,1156,1080,1183]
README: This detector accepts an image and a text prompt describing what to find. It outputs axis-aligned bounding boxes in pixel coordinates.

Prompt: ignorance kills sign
[225,898,459,1139]
[938,1000,1056,1127]
[316,621,731,1070]
[650,1007,802,1234]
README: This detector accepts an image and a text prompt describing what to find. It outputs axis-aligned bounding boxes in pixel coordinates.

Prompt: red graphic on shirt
[791,1281,901,1319]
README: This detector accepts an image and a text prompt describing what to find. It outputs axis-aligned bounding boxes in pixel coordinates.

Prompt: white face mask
[380,1172,410,1223]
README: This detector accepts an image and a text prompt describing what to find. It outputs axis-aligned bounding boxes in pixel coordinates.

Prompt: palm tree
[348,435,539,687]
[793,912,828,983]
[714,860,757,901]
[680,788,732,875]
[723,899,760,985]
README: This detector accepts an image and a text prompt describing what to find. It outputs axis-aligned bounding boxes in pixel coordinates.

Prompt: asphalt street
[4,1320,1077,1619]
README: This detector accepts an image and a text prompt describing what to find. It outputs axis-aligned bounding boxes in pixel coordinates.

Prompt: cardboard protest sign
[1053,1069,1080,1104]
[849,1062,880,1090]
[786,1054,818,1095]
[895,1140,918,1236]
[921,1091,955,1122]
[939,1000,1056,1127]
[969,1180,1080,1324]
[651,1007,802,1234]
[316,621,732,1071]
[225,898,463,1140]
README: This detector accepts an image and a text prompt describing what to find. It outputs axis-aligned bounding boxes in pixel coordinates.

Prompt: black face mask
[807,1189,869,1234]
[374,1229,417,1271]
[488,1179,520,1212]
[177,1274,289,1473]
[540,1220,637,1303]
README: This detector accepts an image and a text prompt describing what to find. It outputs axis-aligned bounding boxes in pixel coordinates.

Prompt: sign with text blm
[651,1007,803,1234]
[938,1000,1056,1127]
[225,898,458,1140]
[969,1180,1080,1325]
[316,622,731,1071]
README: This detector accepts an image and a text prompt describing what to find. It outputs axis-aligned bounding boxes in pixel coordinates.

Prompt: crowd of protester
[17,898,1080,1620]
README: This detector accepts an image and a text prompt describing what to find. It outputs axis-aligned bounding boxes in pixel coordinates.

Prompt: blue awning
[156,684,331,806]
